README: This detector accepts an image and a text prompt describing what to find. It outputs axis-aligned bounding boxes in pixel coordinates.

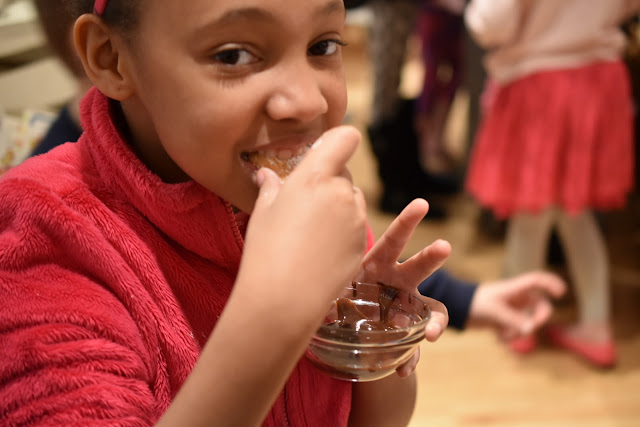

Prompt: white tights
[504,207,610,324]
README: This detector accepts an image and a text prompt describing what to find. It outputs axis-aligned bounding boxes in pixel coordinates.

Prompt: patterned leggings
[367,0,421,124]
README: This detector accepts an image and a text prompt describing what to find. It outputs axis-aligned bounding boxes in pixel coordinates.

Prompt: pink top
[465,0,640,83]
[0,88,352,426]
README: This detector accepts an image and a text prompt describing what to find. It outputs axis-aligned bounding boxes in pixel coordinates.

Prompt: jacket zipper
[281,386,290,427]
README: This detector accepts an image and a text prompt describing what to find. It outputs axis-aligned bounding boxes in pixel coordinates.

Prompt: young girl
[0,0,455,425]
[465,0,640,367]
[0,0,566,425]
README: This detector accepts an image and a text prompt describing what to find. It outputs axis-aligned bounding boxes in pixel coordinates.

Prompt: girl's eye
[308,40,346,56]
[214,48,256,66]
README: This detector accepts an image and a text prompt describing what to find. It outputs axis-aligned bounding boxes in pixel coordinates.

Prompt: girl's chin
[235,186,261,214]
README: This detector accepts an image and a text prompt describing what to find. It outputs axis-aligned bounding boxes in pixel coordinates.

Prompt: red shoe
[509,335,538,354]
[545,324,617,368]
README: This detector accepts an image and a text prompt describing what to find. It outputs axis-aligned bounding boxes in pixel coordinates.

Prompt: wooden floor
[342,22,640,427]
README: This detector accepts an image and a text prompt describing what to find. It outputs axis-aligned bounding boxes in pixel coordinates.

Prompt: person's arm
[158,276,331,427]
[0,269,159,425]
[349,374,418,427]
[348,295,448,426]
[418,269,477,330]
[464,0,525,48]
[419,269,566,339]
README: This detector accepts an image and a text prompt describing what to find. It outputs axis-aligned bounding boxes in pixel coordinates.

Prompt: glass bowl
[305,281,431,382]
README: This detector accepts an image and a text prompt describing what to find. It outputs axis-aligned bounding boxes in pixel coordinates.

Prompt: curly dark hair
[344,0,370,9]
[61,0,359,34]
[33,0,85,77]
[63,0,140,33]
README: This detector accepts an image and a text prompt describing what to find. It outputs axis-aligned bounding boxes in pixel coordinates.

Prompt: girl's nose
[265,62,329,122]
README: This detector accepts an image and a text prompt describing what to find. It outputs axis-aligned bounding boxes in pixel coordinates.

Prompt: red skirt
[465,60,635,219]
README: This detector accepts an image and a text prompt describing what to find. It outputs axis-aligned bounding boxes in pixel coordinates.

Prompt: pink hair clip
[94,0,108,15]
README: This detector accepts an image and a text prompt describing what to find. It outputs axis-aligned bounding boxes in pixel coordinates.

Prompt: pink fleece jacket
[0,88,352,426]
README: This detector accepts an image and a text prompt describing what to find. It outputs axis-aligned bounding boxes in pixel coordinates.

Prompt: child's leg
[502,208,556,353]
[368,0,420,124]
[555,210,612,339]
[546,209,616,367]
[415,10,463,173]
[503,208,556,277]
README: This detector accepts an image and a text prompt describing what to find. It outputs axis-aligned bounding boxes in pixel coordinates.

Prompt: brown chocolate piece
[320,284,402,345]
[335,297,397,332]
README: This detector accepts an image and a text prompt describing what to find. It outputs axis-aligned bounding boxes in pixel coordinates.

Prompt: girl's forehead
[139,0,346,37]
[148,0,346,18]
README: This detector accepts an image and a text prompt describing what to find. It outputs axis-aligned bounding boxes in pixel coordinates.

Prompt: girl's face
[119,0,348,213]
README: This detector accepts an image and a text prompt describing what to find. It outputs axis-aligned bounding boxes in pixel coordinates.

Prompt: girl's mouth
[242,143,313,179]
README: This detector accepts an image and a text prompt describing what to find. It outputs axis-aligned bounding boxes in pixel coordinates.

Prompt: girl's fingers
[529,297,554,329]
[396,347,420,378]
[423,297,448,342]
[510,271,567,299]
[295,125,361,179]
[365,199,430,266]
[253,167,283,210]
[352,186,368,221]
[398,239,452,286]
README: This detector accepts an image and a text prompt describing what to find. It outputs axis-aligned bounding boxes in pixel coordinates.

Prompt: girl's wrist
[229,273,329,345]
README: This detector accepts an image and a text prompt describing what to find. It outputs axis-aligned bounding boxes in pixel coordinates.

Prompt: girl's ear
[73,14,134,101]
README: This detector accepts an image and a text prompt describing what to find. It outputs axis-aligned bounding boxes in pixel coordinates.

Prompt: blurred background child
[359,0,460,218]
[464,0,640,368]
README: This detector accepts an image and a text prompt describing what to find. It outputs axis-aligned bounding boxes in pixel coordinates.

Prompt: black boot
[367,99,458,218]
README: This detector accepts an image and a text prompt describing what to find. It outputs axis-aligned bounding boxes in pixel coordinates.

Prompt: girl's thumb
[254,167,282,210]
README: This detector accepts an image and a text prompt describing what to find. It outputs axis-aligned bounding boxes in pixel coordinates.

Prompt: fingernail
[311,137,323,149]
[254,169,265,187]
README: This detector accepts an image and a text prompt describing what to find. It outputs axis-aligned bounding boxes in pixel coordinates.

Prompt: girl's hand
[239,126,369,327]
[354,199,451,377]
[188,128,368,427]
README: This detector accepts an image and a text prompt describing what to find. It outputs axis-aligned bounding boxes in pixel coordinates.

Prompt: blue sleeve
[417,269,477,330]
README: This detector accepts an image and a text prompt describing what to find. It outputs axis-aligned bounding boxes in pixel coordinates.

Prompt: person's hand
[354,199,451,377]
[238,126,369,326]
[467,271,567,340]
